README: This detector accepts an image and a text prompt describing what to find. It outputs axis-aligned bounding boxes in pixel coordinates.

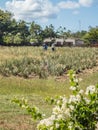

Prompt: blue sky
[0,0,98,32]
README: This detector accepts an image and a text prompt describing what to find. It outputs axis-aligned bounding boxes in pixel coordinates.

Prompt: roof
[65,38,75,42]
[44,38,54,42]
[55,38,64,42]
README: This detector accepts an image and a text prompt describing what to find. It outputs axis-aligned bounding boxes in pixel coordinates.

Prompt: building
[43,38,84,47]
[43,38,55,46]
[65,38,84,46]
[55,38,65,46]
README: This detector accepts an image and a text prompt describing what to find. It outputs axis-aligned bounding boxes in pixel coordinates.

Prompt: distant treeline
[0,9,98,46]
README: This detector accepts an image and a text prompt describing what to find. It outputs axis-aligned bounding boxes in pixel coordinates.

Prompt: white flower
[50,115,56,121]
[64,108,71,117]
[61,103,67,111]
[68,95,76,103]
[57,114,64,120]
[70,86,76,91]
[84,97,90,104]
[85,85,96,95]
[68,122,73,129]
[61,97,67,110]
[79,89,84,94]
[68,95,81,103]
[76,94,81,101]
[74,78,78,83]
[62,97,67,103]
[38,116,54,127]
[53,106,61,115]
[57,100,60,105]
[55,123,59,128]
[69,105,74,110]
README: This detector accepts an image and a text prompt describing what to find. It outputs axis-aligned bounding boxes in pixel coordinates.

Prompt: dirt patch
[0,115,37,130]
[54,65,98,82]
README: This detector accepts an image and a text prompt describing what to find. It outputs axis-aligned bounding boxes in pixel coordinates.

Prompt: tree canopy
[0,9,98,46]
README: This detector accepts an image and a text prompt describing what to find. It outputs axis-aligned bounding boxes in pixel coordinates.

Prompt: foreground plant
[12,70,98,130]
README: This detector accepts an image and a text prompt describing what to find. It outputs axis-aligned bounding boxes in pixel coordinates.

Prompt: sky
[0,0,98,32]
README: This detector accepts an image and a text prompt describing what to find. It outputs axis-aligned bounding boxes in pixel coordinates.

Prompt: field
[0,46,98,130]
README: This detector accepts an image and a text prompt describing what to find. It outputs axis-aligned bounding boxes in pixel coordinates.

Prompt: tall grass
[0,47,98,78]
[0,47,98,130]
[0,71,98,130]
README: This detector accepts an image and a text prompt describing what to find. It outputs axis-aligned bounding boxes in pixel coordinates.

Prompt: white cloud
[6,0,59,21]
[58,1,80,9]
[58,0,94,9]
[5,0,94,22]
[79,0,93,7]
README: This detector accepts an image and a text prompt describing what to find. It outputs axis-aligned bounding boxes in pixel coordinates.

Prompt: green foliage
[42,24,57,39]
[13,33,23,44]
[17,20,29,43]
[12,97,43,120]
[3,33,13,45]
[30,38,38,43]
[0,57,48,78]
[83,27,98,45]
[1,8,98,46]
[0,10,29,45]
[3,33,23,45]
[12,70,98,130]
[0,9,12,43]
[0,9,12,32]
[0,47,98,78]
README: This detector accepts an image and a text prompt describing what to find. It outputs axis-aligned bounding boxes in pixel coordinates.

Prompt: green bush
[0,47,98,78]
[12,70,98,130]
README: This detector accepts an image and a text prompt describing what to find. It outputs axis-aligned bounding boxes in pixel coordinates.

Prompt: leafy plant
[0,47,98,78]
[12,70,98,130]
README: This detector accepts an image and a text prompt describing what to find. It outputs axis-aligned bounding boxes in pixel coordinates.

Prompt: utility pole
[79,20,81,32]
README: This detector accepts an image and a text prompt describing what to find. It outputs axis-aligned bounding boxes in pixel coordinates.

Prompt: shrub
[0,47,98,78]
[12,70,98,130]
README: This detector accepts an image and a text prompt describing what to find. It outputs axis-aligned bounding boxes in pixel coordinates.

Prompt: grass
[0,75,69,130]
[0,47,98,78]
[0,46,98,130]
[0,71,98,130]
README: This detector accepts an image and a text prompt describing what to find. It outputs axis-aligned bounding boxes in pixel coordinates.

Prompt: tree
[83,26,98,45]
[17,20,29,44]
[42,24,57,39]
[8,19,18,34]
[29,21,42,44]
[0,9,12,43]
[13,33,23,45]
[3,33,13,45]
[71,30,87,39]
[56,26,66,38]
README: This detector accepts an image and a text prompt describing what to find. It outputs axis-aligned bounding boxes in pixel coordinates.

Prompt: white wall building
[65,38,84,46]
[44,38,84,46]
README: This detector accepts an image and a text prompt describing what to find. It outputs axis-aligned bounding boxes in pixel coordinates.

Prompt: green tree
[83,26,98,45]
[17,20,29,44]
[29,21,43,44]
[13,33,23,45]
[42,24,57,39]
[0,9,12,43]
[3,33,13,45]
[8,19,18,34]
[71,30,87,39]
[56,26,66,38]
